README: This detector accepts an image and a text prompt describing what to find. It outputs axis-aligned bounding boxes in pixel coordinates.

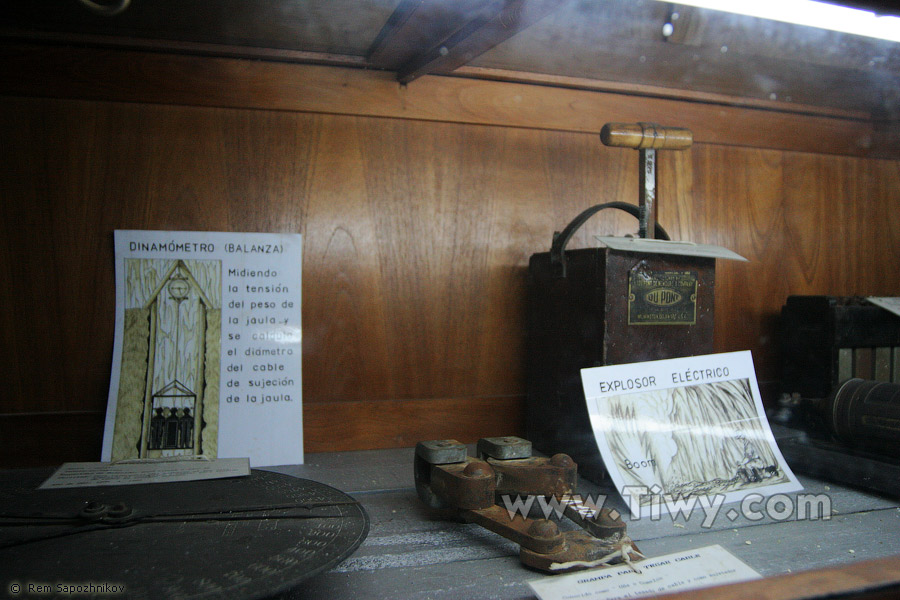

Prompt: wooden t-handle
[600,122,692,150]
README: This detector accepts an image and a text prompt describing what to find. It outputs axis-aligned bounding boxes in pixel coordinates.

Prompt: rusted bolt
[107,503,132,519]
[462,461,492,478]
[550,453,574,468]
[79,502,108,521]
[82,501,105,514]
[527,519,559,538]
[103,502,135,524]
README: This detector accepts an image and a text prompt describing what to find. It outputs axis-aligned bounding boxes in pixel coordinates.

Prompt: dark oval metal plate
[0,468,369,599]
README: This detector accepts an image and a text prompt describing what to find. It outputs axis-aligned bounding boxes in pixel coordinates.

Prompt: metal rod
[638,148,656,239]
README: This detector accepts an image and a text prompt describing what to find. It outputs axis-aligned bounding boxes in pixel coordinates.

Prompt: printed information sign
[581,351,801,518]
[529,545,761,600]
[102,230,303,467]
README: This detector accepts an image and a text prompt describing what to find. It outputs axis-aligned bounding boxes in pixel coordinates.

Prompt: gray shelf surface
[266,436,900,600]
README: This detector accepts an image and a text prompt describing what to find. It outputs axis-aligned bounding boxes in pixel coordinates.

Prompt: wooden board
[3,0,399,56]
[472,0,900,116]
[5,0,898,121]
[260,444,900,599]
[0,44,890,158]
[1,94,900,463]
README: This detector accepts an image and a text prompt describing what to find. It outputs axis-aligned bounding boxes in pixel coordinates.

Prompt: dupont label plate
[628,270,698,325]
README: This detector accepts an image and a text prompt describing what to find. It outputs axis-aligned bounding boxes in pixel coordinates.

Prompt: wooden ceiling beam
[367,0,428,66]
[3,43,891,157]
[395,0,566,84]
[0,29,369,69]
[366,0,491,69]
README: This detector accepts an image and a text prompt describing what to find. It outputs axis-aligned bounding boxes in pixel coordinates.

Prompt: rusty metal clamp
[414,436,641,573]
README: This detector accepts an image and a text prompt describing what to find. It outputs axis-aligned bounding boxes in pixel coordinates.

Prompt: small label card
[102,230,303,468]
[581,351,801,518]
[40,458,251,489]
[529,545,761,600]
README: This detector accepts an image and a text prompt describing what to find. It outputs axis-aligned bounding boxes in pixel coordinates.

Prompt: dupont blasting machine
[526,122,744,481]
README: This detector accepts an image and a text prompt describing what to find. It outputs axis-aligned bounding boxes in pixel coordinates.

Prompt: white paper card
[581,351,801,518]
[595,236,748,261]
[102,230,303,467]
[39,458,250,489]
[529,545,761,600]
[867,296,900,319]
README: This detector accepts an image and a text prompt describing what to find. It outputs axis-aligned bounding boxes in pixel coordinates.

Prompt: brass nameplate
[628,270,698,325]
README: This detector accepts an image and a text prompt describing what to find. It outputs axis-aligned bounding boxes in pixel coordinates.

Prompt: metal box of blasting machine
[526,123,744,483]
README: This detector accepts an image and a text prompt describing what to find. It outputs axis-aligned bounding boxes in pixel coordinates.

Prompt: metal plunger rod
[600,122,693,239]
[639,148,656,239]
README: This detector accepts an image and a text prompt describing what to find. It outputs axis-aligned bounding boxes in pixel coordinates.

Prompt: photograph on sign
[109,257,222,462]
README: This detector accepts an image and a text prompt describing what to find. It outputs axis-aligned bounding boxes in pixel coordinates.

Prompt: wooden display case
[1,3,900,597]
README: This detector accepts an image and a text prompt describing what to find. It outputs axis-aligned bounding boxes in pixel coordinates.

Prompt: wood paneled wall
[1,45,899,466]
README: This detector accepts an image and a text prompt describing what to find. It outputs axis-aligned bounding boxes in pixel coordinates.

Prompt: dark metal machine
[781,295,900,399]
[778,296,900,496]
[527,122,716,482]
[778,378,900,498]
[414,436,640,573]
